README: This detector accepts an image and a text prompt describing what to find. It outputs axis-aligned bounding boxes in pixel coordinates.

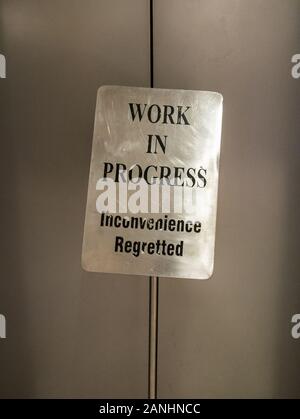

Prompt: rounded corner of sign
[204,265,215,280]
[214,91,224,105]
[81,255,92,273]
[97,85,110,97]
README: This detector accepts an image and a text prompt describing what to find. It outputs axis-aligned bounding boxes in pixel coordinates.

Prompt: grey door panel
[0,0,149,398]
[155,0,300,398]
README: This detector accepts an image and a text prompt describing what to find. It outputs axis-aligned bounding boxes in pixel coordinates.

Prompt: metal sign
[82,86,223,279]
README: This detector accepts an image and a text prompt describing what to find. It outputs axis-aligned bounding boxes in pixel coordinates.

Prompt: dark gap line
[148,0,159,400]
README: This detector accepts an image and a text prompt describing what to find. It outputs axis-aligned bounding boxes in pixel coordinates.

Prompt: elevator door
[1,0,299,399]
[0,0,149,398]
[156,0,300,398]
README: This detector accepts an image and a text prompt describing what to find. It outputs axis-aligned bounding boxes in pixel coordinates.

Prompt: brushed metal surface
[156,0,300,398]
[0,0,149,398]
[82,85,223,279]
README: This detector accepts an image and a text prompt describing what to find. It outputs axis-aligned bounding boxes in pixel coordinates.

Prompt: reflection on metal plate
[82,86,223,279]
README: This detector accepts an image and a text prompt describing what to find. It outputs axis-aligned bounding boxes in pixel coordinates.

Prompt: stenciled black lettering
[128,103,147,121]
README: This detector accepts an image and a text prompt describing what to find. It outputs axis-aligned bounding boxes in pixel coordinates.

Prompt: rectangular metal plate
[82,86,223,279]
